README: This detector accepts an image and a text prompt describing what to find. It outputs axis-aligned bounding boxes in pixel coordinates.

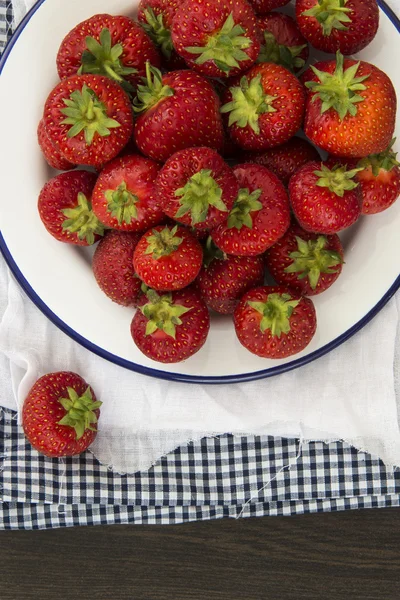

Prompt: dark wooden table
[2,508,400,599]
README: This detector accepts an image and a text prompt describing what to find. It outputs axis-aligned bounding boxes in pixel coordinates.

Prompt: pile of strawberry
[37,0,400,366]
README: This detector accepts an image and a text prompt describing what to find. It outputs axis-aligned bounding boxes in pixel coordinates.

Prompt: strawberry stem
[141,290,192,338]
[144,225,183,259]
[184,13,252,74]
[314,163,362,197]
[357,138,399,177]
[174,169,227,226]
[285,235,343,290]
[203,236,226,268]
[79,28,137,90]
[257,32,306,72]
[221,75,277,135]
[104,182,139,225]
[62,192,105,245]
[305,52,370,120]
[133,62,174,113]
[227,188,263,230]
[248,292,300,337]
[60,84,121,145]
[58,386,102,440]
[141,8,174,59]
[302,0,352,36]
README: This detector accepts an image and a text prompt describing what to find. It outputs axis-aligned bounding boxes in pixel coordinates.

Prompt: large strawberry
[138,0,185,69]
[257,13,309,75]
[221,62,305,151]
[289,160,361,234]
[296,0,379,55]
[155,146,239,230]
[37,119,76,171]
[211,163,290,256]
[92,230,143,306]
[171,0,261,79]
[244,136,320,186]
[131,286,210,363]
[38,171,104,245]
[196,237,265,314]
[234,285,317,358]
[91,154,164,232]
[22,372,102,457]
[133,224,203,291]
[43,75,133,169]
[344,141,400,215]
[133,65,224,163]
[265,222,344,295]
[247,0,291,15]
[302,52,396,158]
[56,14,160,91]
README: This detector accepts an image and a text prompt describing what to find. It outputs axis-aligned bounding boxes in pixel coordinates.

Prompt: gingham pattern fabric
[2,408,400,529]
[2,5,400,530]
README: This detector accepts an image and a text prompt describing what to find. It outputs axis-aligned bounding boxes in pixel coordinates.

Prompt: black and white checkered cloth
[1,4,400,530]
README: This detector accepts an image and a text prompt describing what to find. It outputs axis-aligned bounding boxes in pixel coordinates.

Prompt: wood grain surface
[1,508,400,600]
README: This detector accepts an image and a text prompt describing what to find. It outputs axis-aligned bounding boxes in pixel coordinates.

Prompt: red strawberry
[133,224,203,291]
[196,237,265,314]
[56,14,161,91]
[37,119,75,171]
[91,154,163,232]
[155,146,239,230]
[171,0,261,79]
[257,13,309,74]
[43,74,133,169]
[38,170,104,245]
[265,222,344,295]
[211,163,290,256]
[133,65,224,163]
[234,285,317,358]
[296,0,379,55]
[343,141,400,215]
[244,137,320,186]
[22,372,102,457]
[289,160,361,234]
[302,52,396,158]
[247,0,291,15]
[92,230,143,306]
[221,62,305,151]
[131,286,210,363]
[138,0,186,70]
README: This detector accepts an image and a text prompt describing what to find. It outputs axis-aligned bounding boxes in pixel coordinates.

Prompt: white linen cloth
[2,0,400,473]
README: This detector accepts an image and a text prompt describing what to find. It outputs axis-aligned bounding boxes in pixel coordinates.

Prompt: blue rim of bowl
[1,0,400,384]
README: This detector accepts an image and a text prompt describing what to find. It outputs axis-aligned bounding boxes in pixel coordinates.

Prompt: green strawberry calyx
[314,163,362,197]
[60,84,121,145]
[78,28,137,91]
[185,13,253,74]
[248,293,300,337]
[141,8,174,60]
[58,386,102,440]
[62,192,105,245]
[145,225,183,259]
[302,0,352,36]
[203,236,226,268]
[174,169,227,226]
[104,181,139,225]
[227,188,263,230]
[357,138,400,177]
[285,235,343,290]
[141,289,192,339]
[305,52,370,120]
[257,31,307,72]
[221,74,277,135]
[133,62,174,113]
